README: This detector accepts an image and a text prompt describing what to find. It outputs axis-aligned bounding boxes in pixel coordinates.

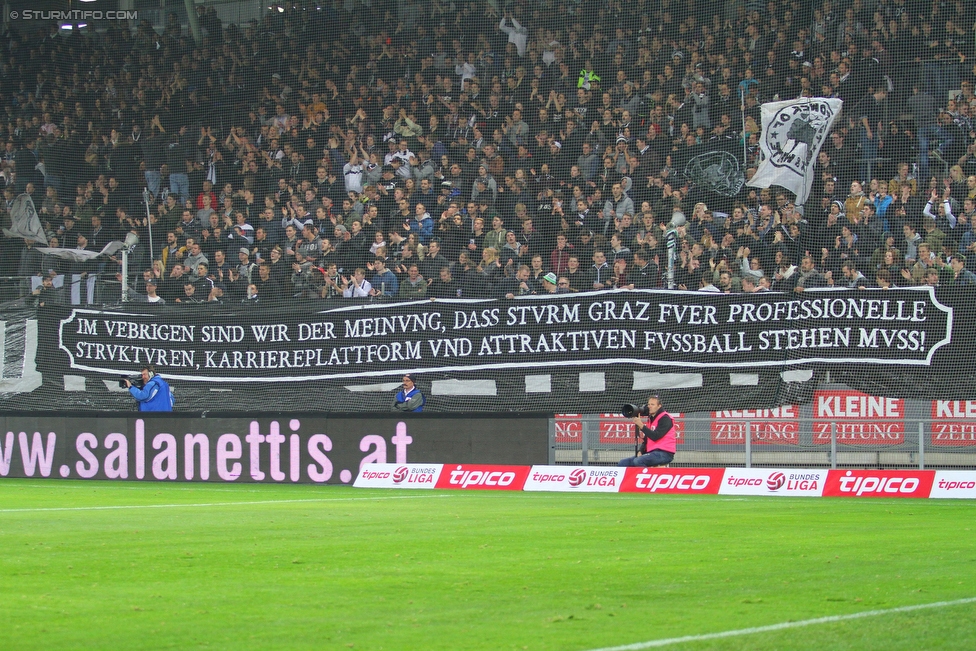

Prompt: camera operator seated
[125,365,174,412]
[617,394,676,467]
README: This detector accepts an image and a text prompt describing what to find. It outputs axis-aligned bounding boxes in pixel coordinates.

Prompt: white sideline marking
[585,596,976,650]
[1,482,276,493]
[0,493,455,514]
[0,483,750,502]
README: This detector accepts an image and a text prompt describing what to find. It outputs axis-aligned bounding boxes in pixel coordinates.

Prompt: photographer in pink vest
[617,394,676,467]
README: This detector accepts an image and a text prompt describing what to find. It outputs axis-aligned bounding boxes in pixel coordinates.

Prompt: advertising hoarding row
[355,464,976,499]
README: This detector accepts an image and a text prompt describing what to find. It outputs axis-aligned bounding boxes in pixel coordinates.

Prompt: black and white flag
[747,98,842,207]
[2,193,47,245]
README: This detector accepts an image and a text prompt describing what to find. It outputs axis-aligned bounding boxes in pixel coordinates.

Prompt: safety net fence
[0,0,972,445]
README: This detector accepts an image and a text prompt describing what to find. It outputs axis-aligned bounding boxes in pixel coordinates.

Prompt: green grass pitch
[1,480,975,650]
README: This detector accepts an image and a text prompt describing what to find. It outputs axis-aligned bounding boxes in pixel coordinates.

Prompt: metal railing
[0,274,123,305]
[549,415,974,470]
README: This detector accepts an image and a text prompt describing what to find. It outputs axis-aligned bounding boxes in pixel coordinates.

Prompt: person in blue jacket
[392,374,425,412]
[125,365,174,412]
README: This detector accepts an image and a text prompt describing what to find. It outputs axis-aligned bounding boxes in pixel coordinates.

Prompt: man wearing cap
[540,272,559,293]
[237,222,255,245]
[602,183,634,236]
[439,180,454,203]
[58,213,79,242]
[237,248,255,283]
[31,274,63,307]
[159,263,186,302]
[392,374,425,412]
[617,394,676,467]
[548,141,569,179]
[378,165,398,192]
[428,266,459,299]
[388,156,408,181]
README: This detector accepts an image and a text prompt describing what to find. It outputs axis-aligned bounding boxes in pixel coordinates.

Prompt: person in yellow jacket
[578,61,600,90]
[844,180,868,219]
[160,232,186,272]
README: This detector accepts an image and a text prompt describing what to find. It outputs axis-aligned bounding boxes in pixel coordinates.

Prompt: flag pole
[740,88,748,168]
[121,248,129,303]
[143,188,154,261]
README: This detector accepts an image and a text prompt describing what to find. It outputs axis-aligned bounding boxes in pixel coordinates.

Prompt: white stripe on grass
[1,482,281,493]
[0,483,750,502]
[0,493,456,513]
[585,596,976,651]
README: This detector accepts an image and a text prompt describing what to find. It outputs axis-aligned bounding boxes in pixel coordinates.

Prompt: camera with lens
[622,403,650,418]
[119,376,143,389]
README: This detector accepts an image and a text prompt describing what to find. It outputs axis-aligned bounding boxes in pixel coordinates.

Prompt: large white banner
[747,97,842,206]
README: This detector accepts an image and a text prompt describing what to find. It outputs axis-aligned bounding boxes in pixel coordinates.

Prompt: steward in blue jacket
[392,374,425,412]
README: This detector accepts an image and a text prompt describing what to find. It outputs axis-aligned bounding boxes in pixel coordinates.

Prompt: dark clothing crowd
[2,0,976,308]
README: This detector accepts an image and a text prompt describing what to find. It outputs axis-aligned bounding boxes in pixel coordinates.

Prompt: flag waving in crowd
[3,193,47,245]
[747,98,843,207]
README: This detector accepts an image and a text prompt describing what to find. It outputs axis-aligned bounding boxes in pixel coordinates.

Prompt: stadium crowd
[2,0,976,307]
